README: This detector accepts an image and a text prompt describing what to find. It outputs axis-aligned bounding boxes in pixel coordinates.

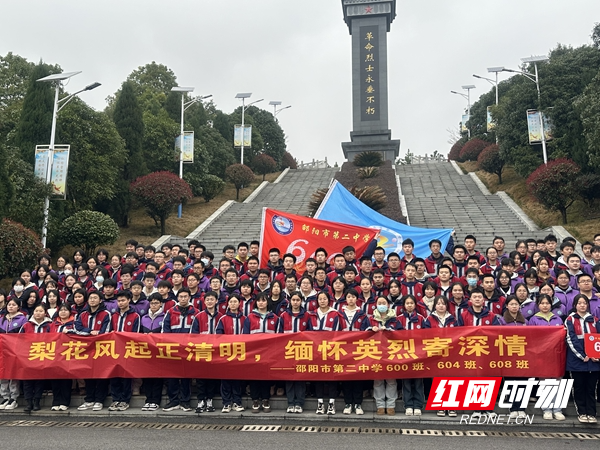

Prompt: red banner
[259,208,379,273]
[0,327,565,380]
[584,333,600,357]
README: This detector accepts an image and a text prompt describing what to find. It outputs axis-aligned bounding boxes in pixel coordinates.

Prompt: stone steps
[191,168,339,255]
[397,163,546,249]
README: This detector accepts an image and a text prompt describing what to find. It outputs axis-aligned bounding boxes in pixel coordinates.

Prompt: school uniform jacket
[340,307,368,331]
[162,304,198,333]
[141,310,165,334]
[309,309,344,331]
[565,312,600,372]
[397,311,426,330]
[111,307,141,332]
[20,317,52,333]
[192,309,223,334]
[0,312,28,333]
[74,305,111,335]
[49,317,75,333]
[424,312,458,329]
[242,310,279,334]
[279,309,312,333]
[216,311,246,335]
[457,306,500,327]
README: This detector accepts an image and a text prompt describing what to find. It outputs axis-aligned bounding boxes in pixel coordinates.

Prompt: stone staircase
[188,168,339,256]
[396,163,546,249]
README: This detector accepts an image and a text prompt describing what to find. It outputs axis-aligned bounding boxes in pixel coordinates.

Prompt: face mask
[64,270,72,276]
[96,276,104,284]
[14,285,24,293]
[376,305,388,313]
[201,258,209,266]
[467,278,478,287]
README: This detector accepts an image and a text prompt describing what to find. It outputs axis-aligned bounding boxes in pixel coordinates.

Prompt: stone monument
[341,0,400,162]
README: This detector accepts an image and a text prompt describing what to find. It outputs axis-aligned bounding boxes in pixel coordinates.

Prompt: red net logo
[426,377,502,411]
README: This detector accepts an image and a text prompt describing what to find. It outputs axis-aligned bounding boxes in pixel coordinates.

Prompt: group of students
[1,232,600,421]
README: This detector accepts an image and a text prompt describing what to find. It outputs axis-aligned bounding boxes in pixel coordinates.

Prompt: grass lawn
[459,162,600,243]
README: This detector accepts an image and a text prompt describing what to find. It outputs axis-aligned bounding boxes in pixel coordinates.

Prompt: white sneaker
[509,411,518,419]
[108,401,120,411]
[405,407,414,416]
[578,415,589,423]
[287,406,295,413]
[355,404,364,415]
[141,403,151,411]
[343,404,352,414]
[327,403,336,415]
[78,402,95,411]
[51,406,59,411]
[232,403,244,412]
[316,402,325,414]
[413,409,422,416]
[437,410,446,417]
[59,405,68,411]
[448,411,457,417]
[221,404,231,413]
[554,412,566,421]
[0,399,9,410]
[4,399,17,410]
[92,402,103,411]
[294,405,303,414]
[543,411,553,420]
[588,415,598,423]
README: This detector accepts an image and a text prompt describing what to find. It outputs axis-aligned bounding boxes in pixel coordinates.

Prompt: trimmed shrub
[354,151,384,167]
[200,174,225,203]
[526,158,580,224]
[281,151,298,169]
[448,138,466,161]
[59,210,120,255]
[477,144,505,184]
[0,219,43,278]
[252,153,277,181]
[225,164,255,200]
[130,171,193,234]
[458,138,488,162]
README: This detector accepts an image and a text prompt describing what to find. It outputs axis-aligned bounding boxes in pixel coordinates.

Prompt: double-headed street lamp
[502,55,549,164]
[269,100,291,118]
[171,86,212,218]
[451,85,476,138]
[235,93,263,165]
[37,72,101,248]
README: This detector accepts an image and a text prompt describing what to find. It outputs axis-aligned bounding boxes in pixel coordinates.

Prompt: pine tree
[15,62,56,163]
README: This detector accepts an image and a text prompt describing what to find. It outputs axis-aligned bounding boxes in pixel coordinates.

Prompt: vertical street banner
[461,114,469,132]
[487,106,495,131]
[234,125,252,148]
[259,208,379,273]
[175,131,194,163]
[34,145,71,199]
[527,109,554,144]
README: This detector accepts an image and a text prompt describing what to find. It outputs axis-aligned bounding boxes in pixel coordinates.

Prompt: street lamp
[450,85,475,138]
[502,55,549,164]
[269,100,291,118]
[171,86,212,218]
[37,72,101,248]
[473,67,504,143]
[236,93,263,165]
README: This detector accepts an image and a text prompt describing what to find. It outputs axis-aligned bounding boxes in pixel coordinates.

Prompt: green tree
[57,98,127,211]
[0,53,36,144]
[127,61,178,99]
[142,109,179,173]
[245,107,286,165]
[575,68,600,170]
[252,153,277,180]
[199,174,225,202]
[0,219,42,278]
[14,62,59,163]
[197,124,236,178]
[58,210,120,255]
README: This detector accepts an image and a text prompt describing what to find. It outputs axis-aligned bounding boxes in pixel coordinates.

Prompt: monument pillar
[341,0,400,162]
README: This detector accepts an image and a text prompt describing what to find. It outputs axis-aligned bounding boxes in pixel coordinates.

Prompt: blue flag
[314,180,453,258]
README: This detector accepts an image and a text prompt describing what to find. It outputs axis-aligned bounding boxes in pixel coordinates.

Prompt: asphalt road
[1,426,598,450]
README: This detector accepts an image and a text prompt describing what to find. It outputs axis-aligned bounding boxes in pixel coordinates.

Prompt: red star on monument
[365,6,373,13]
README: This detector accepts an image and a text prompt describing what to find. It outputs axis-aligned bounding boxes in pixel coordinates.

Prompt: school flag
[0,327,566,380]
[259,208,379,272]
[314,180,453,257]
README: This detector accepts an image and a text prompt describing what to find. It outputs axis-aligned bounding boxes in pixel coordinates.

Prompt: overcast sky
[1,0,597,165]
